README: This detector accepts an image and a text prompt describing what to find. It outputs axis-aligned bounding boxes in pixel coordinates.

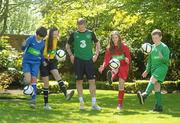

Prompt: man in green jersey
[66,18,101,110]
[137,29,170,112]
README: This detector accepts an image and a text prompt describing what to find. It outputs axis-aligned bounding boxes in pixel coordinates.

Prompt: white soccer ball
[23,85,34,95]
[141,43,152,54]
[55,49,66,62]
[109,58,120,69]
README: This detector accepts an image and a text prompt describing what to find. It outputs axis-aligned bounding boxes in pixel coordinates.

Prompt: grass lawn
[0,90,180,123]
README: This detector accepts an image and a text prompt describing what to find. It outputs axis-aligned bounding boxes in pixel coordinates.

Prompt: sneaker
[107,70,112,85]
[153,104,163,112]
[117,104,122,111]
[66,90,75,101]
[92,105,102,111]
[30,101,36,109]
[44,103,52,110]
[137,91,147,105]
[79,103,85,110]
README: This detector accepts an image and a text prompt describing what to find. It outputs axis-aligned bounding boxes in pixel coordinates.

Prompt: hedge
[36,80,179,94]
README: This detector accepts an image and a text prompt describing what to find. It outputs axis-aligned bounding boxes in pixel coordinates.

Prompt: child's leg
[23,73,31,84]
[42,76,49,105]
[51,69,67,97]
[154,82,162,110]
[22,63,31,84]
[117,78,125,109]
[31,76,37,102]
[144,76,157,96]
[30,63,40,104]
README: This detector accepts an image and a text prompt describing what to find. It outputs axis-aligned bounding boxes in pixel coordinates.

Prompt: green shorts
[151,66,168,83]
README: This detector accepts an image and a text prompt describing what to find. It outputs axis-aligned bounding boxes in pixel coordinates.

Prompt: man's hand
[70,55,75,64]
[92,54,98,63]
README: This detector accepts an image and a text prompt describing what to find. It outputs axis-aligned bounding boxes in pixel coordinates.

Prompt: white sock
[79,97,84,103]
[92,97,96,106]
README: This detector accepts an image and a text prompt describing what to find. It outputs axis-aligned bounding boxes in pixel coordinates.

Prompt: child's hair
[151,29,162,37]
[36,26,47,38]
[47,27,58,52]
[107,31,123,54]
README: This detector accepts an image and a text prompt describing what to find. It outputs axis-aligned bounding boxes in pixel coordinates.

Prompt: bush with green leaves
[0,38,22,90]
[37,80,178,94]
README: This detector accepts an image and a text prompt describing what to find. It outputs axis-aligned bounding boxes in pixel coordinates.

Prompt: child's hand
[43,61,48,66]
[22,40,26,46]
[98,65,104,74]
[70,55,75,64]
[142,71,148,78]
[159,51,163,59]
[124,57,129,64]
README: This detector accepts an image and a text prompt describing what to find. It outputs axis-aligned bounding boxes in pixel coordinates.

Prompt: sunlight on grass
[0,90,180,123]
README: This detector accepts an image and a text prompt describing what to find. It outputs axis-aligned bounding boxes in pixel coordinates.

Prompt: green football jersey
[68,30,98,60]
[146,42,170,82]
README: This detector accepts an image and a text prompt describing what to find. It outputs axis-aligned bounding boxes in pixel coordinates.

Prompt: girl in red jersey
[99,31,131,110]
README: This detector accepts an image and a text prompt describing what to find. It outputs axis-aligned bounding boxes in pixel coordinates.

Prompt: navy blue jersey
[22,35,45,64]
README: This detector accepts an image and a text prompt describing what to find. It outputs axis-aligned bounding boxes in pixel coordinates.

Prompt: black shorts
[40,59,58,77]
[74,57,96,80]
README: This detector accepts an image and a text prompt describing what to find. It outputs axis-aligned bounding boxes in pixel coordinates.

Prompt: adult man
[66,18,101,110]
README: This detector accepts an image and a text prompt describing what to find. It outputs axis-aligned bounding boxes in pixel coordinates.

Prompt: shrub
[176,80,180,90]
[37,81,69,94]
[135,80,149,92]
[162,81,177,93]
[0,38,22,90]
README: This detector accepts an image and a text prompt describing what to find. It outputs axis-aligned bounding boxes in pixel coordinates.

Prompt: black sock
[58,80,67,97]
[43,88,48,105]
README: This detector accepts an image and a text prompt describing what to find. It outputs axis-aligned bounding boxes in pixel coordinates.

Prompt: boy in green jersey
[137,29,170,112]
[66,18,101,110]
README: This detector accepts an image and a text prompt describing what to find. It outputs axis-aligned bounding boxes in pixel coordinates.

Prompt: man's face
[152,34,162,44]
[77,24,86,31]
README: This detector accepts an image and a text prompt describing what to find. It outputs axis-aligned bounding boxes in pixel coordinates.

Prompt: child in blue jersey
[22,26,47,108]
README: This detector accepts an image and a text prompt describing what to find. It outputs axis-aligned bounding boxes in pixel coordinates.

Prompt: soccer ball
[23,85,34,95]
[109,58,120,69]
[56,49,66,62]
[141,43,152,54]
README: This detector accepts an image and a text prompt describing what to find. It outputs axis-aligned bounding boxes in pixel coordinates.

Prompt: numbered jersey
[68,30,98,60]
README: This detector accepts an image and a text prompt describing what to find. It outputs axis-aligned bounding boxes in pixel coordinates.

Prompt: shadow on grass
[0,90,180,122]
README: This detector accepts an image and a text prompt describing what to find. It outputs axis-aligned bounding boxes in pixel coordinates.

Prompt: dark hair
[151,29,162,37]
[47,27,58,52]
[36,26,47,37]
[107,31,123,54]
[77,18,86,25]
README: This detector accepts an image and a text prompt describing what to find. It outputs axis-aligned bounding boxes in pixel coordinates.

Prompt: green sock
[155,92,161,106]
[145,82,154,95]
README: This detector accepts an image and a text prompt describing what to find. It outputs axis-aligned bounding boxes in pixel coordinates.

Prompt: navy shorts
[40,59,58,77]
[74,57,96,80]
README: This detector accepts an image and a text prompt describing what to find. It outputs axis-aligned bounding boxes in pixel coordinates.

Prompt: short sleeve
[92,32,98,43]
[67,32,74,45]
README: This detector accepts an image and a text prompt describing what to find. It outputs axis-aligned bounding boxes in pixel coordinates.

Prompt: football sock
[145,82,154,95]
[79,97,84,103]
[118,90,124,106]
[31,83,37,102]
[155,91,161,106]
[43,88,49,105]
[92,97,96,106]
[58,80,67,97]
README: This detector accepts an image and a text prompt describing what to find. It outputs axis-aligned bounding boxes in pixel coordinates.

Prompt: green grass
[0,90,180,123]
